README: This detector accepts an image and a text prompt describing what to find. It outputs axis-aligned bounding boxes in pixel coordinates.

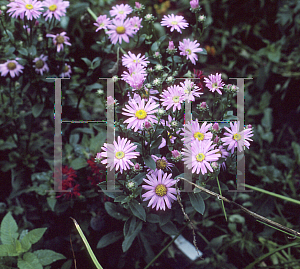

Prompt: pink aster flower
[0,60,24,78]
[121,64,147,90]
[146,155,175,175]
[122,95,159,132]
[179,38,203,65]
[181,120,213,144]
[122,51,149,68]
[110,4,132,20]
[180,79,203,102]
[216,145,230,170]
[204,73,225,95]
[60,64,71,78]
[161,14,188,34]
[142,170,177,211]
[94,15,111,31]
[158,115,180,149]
[46,32,71,52]
[7,0,43,20]
[129,16,143,32]
[221,122,253,153]
[43,0,70,21]
[160,85,185,112]
[99,136,140,174]
[33,54,49,75]
[106,18,135,44]
[183,140,221,175]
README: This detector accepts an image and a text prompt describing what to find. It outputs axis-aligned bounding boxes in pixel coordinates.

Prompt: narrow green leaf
[122,221,143,252]
[71,218,104,269]
[97,231,123,248]
[189,192,205,215]
[0,212,18,245]
[160,221,178,235]
[104,202,128,221]
[33,249,66,266]
[143,155,156,171]
[6,30,15,42]
[129,200,146,222]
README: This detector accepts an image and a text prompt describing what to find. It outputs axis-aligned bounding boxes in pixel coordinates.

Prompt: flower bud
[212,122,219,131]
[107,96,115,106]
[190,0,199,9]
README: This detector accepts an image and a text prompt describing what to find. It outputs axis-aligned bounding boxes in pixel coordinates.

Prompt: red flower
[193,69,205,90]
[87,157,106,186]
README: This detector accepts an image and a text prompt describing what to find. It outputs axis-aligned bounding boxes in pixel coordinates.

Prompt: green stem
[244,184,300,206]
[0,17,14,46]
[216,176,227,221]
[143,225,187,269]
[87,7,98,21]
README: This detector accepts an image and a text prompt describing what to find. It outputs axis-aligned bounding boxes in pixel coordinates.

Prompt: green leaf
[122,221,143,252]
[292,142,300,165]
[159,210,172,226]
[6,30,14,42]
[32,103,44,118]
[128,200,146,222]
[189,192,205,215]
[17,252,43,269]
[70,157,88,170]
[0,212,18,245]
[81,57,92,67]
[143,155,156,171]
[20,228,47,248]
[33,249,66,266]
[46,197,56,211]
[147,214,160,223]
[0,244,18,256]
[160,221,178,235]
[90,131,106,154]
[97,231,123,248]
[261,108,273,131]
[104,202,128,221]
[132,172,146,185]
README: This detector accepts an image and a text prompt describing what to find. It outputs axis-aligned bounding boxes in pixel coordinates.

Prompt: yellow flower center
[56,35,65,44]
[135,109,147,119]
[35,60,44,69]
[212,82,218,88]
[49,4,57,11]
[116,26,126,34]
[115,151,125,159]
[155,184,167,197]
[172,96,180,103]
[118,10,124,14]
[25,4,34,10]
[156,159,167,170]
[7,62,16,70]
[233,133,241,141]
[185,49,192,55]
[171,21,178,25]
[194,132,204,141]
[168,132,173,139]
[196,153,205,162]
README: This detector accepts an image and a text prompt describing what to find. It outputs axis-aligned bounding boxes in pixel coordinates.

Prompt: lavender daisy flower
[216,145,230,170]
[161,14,188,34]
[122,51,149,68]
[43,0,70,21]
[121,65,147,90]
[46,32,71,52]
[33,54,49,75]
[7,0,43,20]
[110,4,133,20]
[122,96,159,132]
[60,64,71,78]
[106,18,135,44]
[204,73,225,95]
[183,140,221,175]
[142,170,177,211]
[129,16,143,32]
[0,60,24,78]
[221,122,253,153]
[146,155,175,175]
[99,136,140,174]
[179,39,203,65]
[181,120,213,144]
[94,15,111,31]
[160,85,185,112]
[158,115,181,149]
[180,79,203,102]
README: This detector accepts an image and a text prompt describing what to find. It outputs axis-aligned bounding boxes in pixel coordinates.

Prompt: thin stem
[0,17,14,46]
[216,176,227,221]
